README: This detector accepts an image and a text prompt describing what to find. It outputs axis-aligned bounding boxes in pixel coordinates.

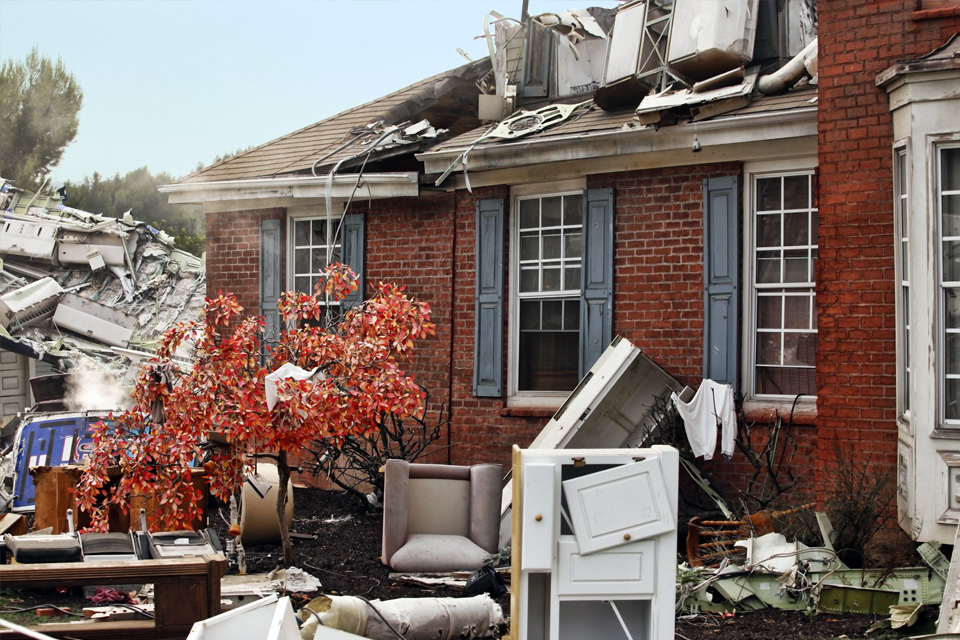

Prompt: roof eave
[417,106,819,175]
[159,173,420,207]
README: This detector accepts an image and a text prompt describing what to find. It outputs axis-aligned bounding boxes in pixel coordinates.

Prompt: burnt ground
[237,487,939,640]
[0,486,940,639]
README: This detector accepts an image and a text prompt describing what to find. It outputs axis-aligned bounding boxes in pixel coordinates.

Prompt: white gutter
[158,173,419,206]
[418,106,818,175]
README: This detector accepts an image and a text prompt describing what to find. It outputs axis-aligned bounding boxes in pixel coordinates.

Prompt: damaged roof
[177,59,492,185]
[0,181,206,388]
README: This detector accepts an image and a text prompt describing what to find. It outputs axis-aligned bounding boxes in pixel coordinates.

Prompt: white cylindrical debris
[302,593,504,640]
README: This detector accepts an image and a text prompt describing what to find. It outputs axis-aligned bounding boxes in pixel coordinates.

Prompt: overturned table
[0,554,226,639]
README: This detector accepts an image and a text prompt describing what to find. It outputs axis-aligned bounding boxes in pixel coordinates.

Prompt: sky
[0,0,620,185]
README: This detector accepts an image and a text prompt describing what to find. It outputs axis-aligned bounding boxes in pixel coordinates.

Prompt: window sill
[500,406,560,419]
[742,400,817,426]
[913,5,960,20]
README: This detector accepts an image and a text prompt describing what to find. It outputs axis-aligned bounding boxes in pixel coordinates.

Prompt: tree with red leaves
[76,264,434,566]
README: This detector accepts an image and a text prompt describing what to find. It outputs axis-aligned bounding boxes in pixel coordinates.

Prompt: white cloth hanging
[670,379,737,460]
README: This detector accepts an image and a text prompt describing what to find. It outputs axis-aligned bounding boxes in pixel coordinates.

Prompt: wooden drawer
[556,538,657,597]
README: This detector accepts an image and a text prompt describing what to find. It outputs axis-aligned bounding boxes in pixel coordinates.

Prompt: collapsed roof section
[166,1,818,201]
[423,0,819,186]
[0,180,206,389]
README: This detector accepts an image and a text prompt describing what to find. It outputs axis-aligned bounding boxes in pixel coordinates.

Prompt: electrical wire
[0,604,83,617]
[357,595,406,640]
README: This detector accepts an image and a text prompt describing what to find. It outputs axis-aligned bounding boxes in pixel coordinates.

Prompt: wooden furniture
[511,446,678,640]
[30,465,207,534]
[0,554,226,639]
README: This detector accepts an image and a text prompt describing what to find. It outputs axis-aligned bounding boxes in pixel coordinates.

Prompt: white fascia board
[158,173,419,206]
[418,107,818,175]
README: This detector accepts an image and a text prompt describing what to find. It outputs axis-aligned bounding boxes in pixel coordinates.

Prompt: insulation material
[302,593,504,640]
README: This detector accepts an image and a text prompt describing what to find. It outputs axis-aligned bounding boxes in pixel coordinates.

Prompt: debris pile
[0,178,206,397]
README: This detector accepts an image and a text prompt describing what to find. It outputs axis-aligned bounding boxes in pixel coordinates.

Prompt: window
[515,193,583,393]
[749,171,818,398]
[896,148,911,418]
[286,208,365,324]
[293,218,342,296]
[940,145,960,423]
[473,186,613,401]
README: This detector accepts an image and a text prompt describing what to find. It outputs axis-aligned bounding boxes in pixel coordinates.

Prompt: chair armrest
[469,463,504,554]
[381,459,410,565]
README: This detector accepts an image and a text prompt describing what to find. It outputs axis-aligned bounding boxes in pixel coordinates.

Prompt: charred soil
[0,487,939,639]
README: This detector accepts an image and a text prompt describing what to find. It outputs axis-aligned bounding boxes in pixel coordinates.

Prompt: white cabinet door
[521,463,557,571]
[561,457,675,555]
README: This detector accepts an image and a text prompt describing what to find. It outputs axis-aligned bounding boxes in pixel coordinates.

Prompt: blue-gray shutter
[340,213,365,310]
[474,199,505,397]
[579,188,615,378]
[260,219,282,355]
[703,176,739,389]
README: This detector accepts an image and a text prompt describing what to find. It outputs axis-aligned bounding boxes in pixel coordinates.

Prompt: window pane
[757,177,781,211]
[518,331,579,391]
[757,296,782,329]
[312,248,327,272]
[542,300,563,330]
[564,300,579,330]
[784,250,812,283]
[542,267,561,291]
[757,333,781,364]
[295,220,309,245]
[519,199,539,229]
[311,220,327,245]
[564,194,583,226]
[757,213,780,247]
[520,234,539,261]
[295,248,309,274]
[946,333,960,376]
[783,211,810,246]
[520,267,539,292]
[542,196,562,227]
[943,241,960,282]
[565,267,581,290]
[944,148,960,192]
[784,295,811,329]
[543,233,561,259]
[782,175,809,209]
[564,232,582,259]
[790,333,817,367]
[295,276,311,294]
[520,300,540,330]
[944,195,960,233]
[945,290,960,329]
[755,366,816,396]
[756,252,781,283]
[946,377,960,421]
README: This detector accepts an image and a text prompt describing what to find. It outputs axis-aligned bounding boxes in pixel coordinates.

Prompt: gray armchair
[381,460,503,572]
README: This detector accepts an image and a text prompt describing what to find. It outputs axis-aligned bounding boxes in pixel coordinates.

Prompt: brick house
[162,2,960,542]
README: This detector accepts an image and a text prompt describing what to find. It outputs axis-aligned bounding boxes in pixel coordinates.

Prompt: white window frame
[742,158,818,408]
[895,143,911,425]
[286,204,345,320]
[937,141,960,428]
[507,178,586,407]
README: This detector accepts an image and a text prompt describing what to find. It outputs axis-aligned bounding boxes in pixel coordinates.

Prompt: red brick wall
[815,2,960,488]
[205,208,285,314]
